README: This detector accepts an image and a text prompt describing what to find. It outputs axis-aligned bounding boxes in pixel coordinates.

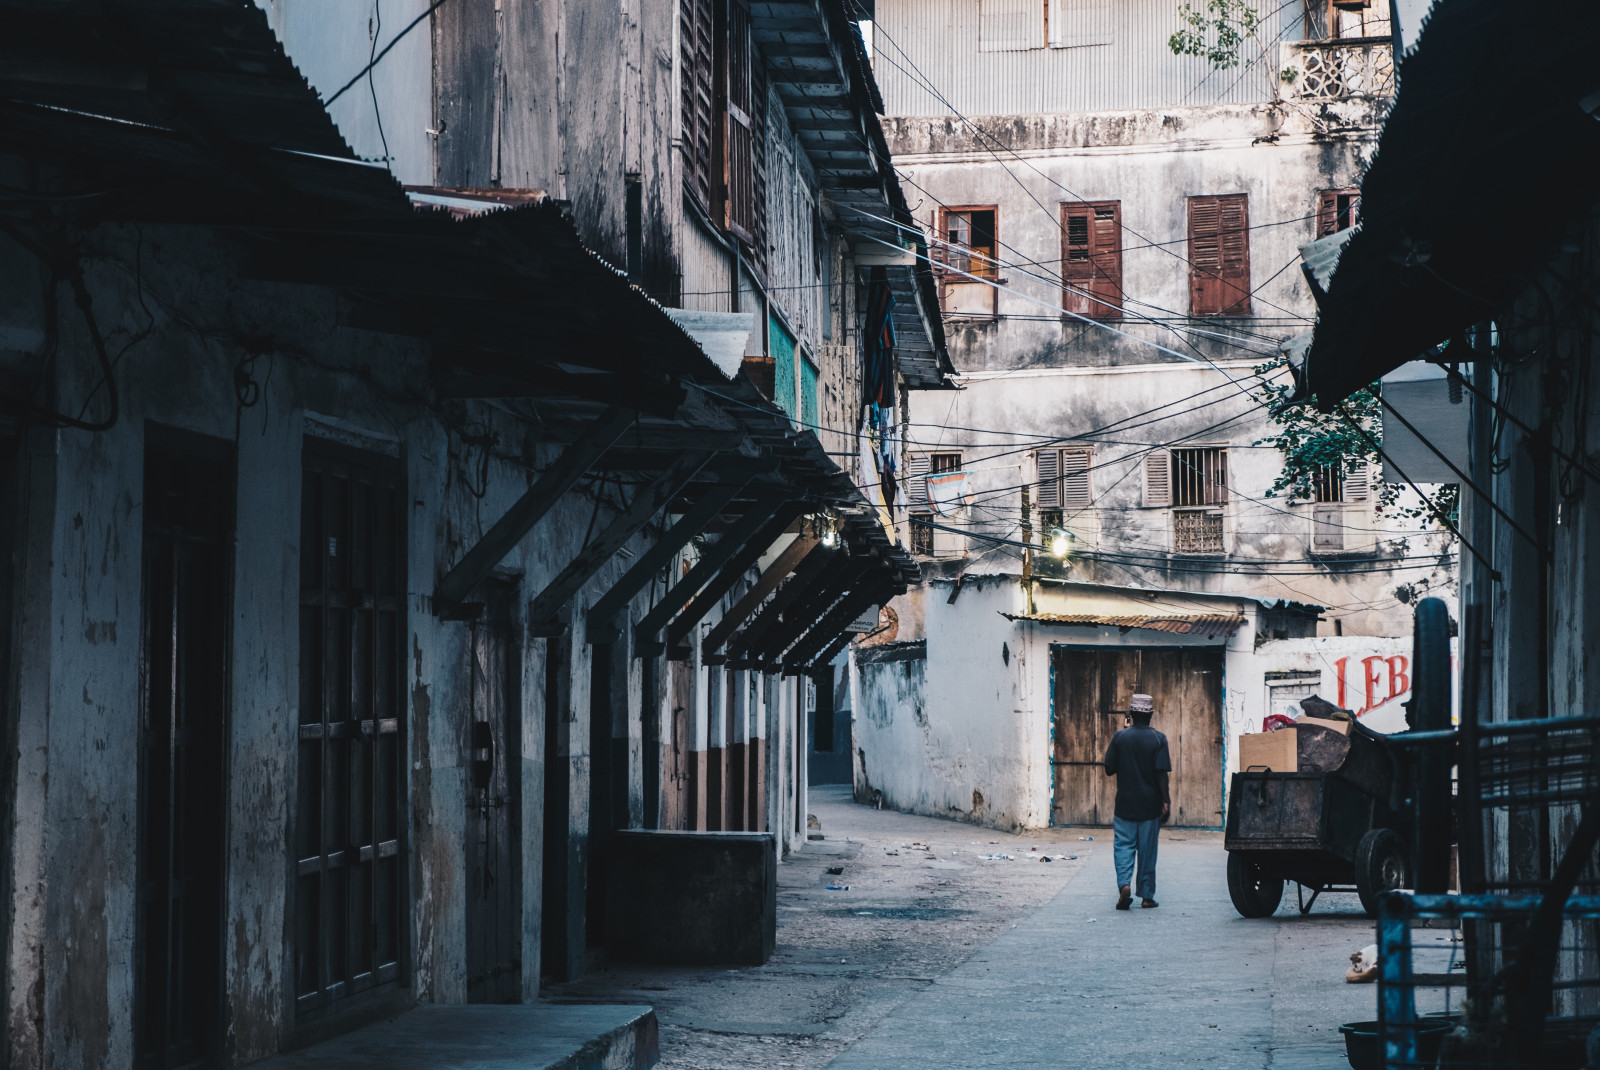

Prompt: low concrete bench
[605,829,776,966]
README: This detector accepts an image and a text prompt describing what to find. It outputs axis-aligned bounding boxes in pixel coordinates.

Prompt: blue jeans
[1113,816,1161,899]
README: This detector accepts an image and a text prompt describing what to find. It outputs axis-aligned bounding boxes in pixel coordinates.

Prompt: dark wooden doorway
[466,581,522,1002]
[540,635,571,982]
[137,429,231,1070]
[1050,646,1224,828]
[294,440,406,1019]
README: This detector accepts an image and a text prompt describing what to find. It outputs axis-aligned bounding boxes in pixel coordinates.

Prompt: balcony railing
[1290,38,1395,101]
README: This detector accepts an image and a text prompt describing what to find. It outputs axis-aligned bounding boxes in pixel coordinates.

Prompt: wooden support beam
[645,506,805,657]
[583,480,749,645]
[699,535,821,661]
[810,629,857,672]
[526,450,717,636]
[784,581,893,671]
[632,503,799,654]
[746,558,874,663]
[434,406,636,608]
[720,544,838,660]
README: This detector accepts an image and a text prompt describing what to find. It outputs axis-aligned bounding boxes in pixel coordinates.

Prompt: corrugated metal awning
[1003,589,1247,639]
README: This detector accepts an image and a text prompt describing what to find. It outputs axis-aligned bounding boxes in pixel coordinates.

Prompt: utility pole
[1020,484,1035,615]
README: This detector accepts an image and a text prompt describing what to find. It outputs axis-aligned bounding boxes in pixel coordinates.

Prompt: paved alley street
[553,787,1381,1069]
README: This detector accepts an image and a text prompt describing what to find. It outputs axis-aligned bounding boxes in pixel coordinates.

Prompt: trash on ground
[884,849,900,856]
[826,884,850,891]
[978,853,1014,861]
[1040,855,1054,862]
[806,813,820,830]
[1067,855,1078,860]
[904,842,931,851]
[1078,836,1094,841]
[1346,943,1379,983]
[826,866,844,875]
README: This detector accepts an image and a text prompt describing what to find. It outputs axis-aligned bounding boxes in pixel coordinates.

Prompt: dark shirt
[1103,724,1172,822]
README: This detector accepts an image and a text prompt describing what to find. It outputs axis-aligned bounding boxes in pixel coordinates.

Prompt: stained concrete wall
[0,216,687,1067]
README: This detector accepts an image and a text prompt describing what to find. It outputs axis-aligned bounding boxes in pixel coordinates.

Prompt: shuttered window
[908,453,932,507]
[1313,459,1370,502]
[725,0,767,271]
[680,0,715,212]
[1143,449,1172,507]
[1061,201,1122,320]
[935,208,999,280]
[1316,189,1360,236]
[1171,446,1229,506]
[680,0,765,272]
[1037,447,1093,509]
[1187,194,1252,316]
[980,0,1046,51]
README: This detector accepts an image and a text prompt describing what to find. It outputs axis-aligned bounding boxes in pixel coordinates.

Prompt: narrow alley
[556,787,1381,1069]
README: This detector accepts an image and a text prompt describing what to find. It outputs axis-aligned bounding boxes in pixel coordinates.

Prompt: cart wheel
[1227,852,1284,918]
[1355,828,1410,917]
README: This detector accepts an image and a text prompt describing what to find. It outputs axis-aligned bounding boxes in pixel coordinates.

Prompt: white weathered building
[851,0,1459,831]
[0,2,947,1067]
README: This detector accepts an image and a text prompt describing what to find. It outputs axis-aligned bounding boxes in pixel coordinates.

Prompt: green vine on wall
[1248,355,1460,526]
[1168,0,1263,70]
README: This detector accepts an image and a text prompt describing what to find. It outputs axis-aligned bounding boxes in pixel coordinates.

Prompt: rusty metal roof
[1002,608,1245,639]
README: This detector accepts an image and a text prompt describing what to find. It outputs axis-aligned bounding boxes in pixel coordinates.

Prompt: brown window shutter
[1036,449,1061,508]
[1143,449,1172,507]
[1061,447,1093,508]
[1189,194,1250,316]
[1317,190,1340,237]
[1061,201,1122,320]
[725,1,759,248]
[680,0,715,212]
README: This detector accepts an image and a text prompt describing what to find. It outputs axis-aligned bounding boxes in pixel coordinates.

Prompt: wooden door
[466,582,521,1003]
[1051,647,1225,828]
[138,432,230,1069]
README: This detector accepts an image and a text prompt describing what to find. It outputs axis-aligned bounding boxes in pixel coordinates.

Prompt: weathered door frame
[136,424,235,1070]
[1046,642,1227,830]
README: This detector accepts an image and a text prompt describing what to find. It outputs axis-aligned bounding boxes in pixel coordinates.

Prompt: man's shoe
[1141,898,1159,908]
[1116,885,1132,910]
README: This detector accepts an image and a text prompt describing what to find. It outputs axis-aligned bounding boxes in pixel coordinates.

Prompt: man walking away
[1103,693,1172,909]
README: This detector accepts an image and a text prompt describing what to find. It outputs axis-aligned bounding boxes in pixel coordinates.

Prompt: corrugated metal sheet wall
[875,0,1304,116]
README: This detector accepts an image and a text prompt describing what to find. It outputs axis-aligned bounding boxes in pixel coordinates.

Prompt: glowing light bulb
[822,527,838,547]
[1049,528,1073,558]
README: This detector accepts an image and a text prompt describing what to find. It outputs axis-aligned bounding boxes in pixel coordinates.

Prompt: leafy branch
[1248,355,1460,526]
[1168,0,1262,71]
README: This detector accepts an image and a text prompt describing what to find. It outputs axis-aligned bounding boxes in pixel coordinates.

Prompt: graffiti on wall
[1334,654,1409,716]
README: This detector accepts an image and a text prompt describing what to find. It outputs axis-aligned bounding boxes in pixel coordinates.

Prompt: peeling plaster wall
[0,216,679,1066]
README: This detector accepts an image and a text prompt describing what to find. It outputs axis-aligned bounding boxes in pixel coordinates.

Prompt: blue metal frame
[1376,891,1600,1069]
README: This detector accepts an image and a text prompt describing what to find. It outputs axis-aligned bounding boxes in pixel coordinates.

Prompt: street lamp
[1049,527,1073,558]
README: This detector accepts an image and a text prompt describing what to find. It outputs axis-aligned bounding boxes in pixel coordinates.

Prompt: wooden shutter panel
[680,0,715,212]
[1036,449,1061,508]
[1143,449,1172,507]
[725,0,764,265]
[1189,195,1251,316]
[1317,190,1341,237]
[1343,459,1370,502]
[1061,202,1121,320]
[1061,448,1092,509]
[909,453,932,506]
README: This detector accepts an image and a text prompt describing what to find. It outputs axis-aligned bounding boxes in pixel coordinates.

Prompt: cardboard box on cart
[1239,729,1298,773]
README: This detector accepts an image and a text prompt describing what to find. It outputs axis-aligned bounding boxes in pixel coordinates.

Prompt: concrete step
[255,1003,658,1070]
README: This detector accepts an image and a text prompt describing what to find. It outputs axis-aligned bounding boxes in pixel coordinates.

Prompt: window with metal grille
[1173,509,1225,554]
[930,452,963,474]
[295,440,406,1019]
[910,515,935,555]
[1061,202,1122,320]
[1187,194,1252,316]
[1317,189,1360,236]
[1170,447,1229,506]
[1312,460,1369,502]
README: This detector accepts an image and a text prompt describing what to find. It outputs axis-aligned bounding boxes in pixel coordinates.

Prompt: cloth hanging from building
[862,267,897,407]
[925,470,967,516]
